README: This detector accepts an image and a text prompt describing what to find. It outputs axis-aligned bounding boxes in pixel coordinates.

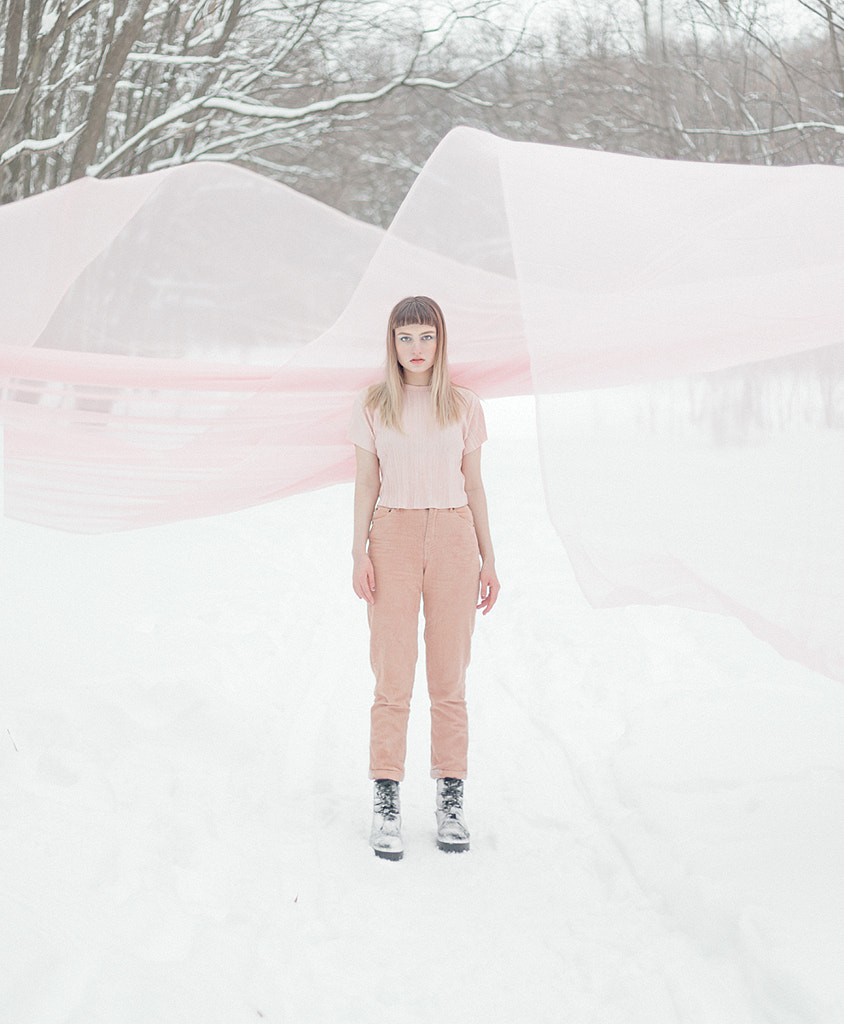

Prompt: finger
[481,582,499,614]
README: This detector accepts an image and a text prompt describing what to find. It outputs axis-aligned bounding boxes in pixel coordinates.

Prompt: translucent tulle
[1,128,842,681]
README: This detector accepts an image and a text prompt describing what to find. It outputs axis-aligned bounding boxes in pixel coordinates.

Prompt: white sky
[437,0,820,39]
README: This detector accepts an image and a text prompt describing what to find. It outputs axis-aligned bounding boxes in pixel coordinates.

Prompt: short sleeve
[462,391,487,454]
[347,391,377,453]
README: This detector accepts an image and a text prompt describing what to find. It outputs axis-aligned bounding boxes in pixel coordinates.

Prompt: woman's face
[393,322,437,384]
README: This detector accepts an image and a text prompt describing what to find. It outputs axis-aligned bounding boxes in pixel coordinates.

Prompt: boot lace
[374,780,399,819]
[439,778,463,818]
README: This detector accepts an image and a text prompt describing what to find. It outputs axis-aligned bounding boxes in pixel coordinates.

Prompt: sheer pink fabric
[1,129,842,681]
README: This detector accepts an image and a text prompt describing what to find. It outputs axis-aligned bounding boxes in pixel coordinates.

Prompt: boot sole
[373,847,403,861]
[437,839,470,853]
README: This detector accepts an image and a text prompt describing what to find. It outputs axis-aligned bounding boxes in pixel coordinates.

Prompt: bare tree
[499,0,844,166]
[0,0,524,202]
[3,0,843,224]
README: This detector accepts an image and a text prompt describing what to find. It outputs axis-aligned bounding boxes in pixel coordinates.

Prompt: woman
[348,296,499,860]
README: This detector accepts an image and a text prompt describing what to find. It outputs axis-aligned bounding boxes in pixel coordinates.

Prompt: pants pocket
[453,505,475,528]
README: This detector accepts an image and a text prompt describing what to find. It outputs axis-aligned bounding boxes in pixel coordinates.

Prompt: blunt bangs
[389,296,444,334]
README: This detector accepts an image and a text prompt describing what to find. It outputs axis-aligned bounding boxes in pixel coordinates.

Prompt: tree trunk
[69,0,153,179]
[0,0,25,122]
[823,1,844,107]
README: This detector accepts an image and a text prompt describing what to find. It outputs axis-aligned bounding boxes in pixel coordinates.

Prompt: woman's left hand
[477,562,500,615]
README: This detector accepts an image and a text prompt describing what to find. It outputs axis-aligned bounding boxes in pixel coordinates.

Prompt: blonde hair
[365,296,465,430]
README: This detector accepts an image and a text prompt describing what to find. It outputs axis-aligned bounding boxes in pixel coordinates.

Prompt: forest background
[1,0,843,228]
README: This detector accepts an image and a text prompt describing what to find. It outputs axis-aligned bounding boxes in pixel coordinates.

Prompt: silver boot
[435,777,470,852]
[370,779,403,860]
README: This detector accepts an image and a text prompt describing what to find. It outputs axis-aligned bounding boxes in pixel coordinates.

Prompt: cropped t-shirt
[347,384,487,508]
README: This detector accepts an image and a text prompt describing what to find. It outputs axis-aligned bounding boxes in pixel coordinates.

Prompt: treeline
[1,0,843,224]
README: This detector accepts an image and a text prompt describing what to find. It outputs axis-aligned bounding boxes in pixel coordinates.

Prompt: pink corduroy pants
[366,506,480,782]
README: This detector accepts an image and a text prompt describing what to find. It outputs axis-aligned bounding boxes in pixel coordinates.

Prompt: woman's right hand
[352,554,376,604]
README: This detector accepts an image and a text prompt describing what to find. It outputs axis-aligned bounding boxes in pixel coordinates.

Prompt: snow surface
[2,397,843,1024]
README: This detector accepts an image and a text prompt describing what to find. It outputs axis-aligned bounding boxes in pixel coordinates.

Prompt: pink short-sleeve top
[347,384,487,509]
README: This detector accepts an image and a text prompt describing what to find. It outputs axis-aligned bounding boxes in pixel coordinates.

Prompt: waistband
[375,505,469,512]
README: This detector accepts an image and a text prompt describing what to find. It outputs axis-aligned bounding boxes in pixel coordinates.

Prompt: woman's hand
[353,553,376,604]
[477,561,500,615]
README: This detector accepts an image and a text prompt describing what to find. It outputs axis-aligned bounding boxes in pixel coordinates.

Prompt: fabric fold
[1,128,842,682]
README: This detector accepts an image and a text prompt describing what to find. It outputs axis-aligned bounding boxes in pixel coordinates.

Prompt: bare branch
[675,119,844,137]
[1,123,85,165]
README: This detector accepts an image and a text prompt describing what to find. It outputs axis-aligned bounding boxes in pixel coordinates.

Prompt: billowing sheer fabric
[1,128,842,682]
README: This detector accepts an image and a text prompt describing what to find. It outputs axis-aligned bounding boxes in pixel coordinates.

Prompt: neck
[402,370,433,387]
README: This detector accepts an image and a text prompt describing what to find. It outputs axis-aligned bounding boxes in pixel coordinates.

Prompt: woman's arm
[352,445,381,604]
[462,446,500,615]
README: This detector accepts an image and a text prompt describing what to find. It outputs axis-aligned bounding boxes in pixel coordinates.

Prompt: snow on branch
[38,0,62,37]
[88,63,505,177]
[87,97,207,175]
[1,125,85,166]
[677,121,844,138]
[125,53,225,66]
[68,0,104,23]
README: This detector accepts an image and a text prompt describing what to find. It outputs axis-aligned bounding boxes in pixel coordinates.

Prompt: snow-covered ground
[2,397,843,1024]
